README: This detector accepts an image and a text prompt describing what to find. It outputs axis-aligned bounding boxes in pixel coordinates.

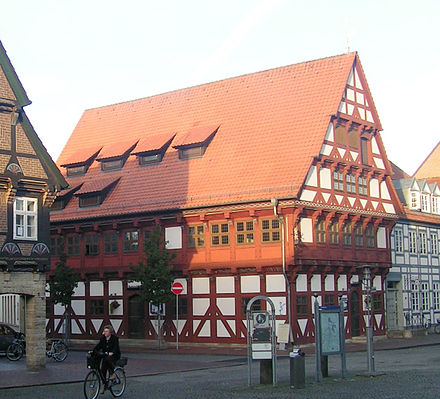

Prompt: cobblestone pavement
[1,343,440,398]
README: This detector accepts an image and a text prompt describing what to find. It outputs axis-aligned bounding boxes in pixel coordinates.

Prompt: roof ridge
[84,52,358,112]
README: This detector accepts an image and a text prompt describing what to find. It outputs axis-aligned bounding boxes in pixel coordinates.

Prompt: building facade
[387,177,440,331]
[0,41,66,368]
[48,53,401,344]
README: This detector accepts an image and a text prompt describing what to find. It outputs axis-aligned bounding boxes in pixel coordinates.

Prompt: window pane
[27,200,36,212]
[15,199,24,211]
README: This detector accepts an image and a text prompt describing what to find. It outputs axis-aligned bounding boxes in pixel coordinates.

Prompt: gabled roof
[60,146,102,167]
[53,52,377,221]
[390,161,410,180]
[96,141,138,161]
[132,132,175,155]
[0,41,67,190]
[414,141,440,182]
[75,176,120,196]
[173,125,219,148]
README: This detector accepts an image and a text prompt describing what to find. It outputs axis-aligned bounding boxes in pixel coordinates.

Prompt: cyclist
[93,325,121,394]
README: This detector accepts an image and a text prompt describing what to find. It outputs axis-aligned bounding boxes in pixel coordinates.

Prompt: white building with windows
[387,177,440,331]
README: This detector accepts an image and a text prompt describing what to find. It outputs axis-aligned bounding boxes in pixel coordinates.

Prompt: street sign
[171,282,184,295]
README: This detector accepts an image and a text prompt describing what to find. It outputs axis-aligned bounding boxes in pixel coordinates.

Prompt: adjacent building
[48,52,401,344]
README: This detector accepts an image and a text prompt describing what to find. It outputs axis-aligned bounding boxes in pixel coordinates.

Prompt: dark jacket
[94,334,121,360]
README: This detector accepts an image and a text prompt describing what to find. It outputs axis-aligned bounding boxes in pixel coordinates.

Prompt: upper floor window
[358,176,368,196]
[365,224,375,248]
[79,195,101,208]
[296,295,308,316]
[14,197,38,240]
[329,221,339,245]
[394,230,403,253]
[354,223,363,247]
[342,222,352,246]
[50,236,64,256]
[139,153,162,165]
[236,221,254,245]
[85,234,99,256]
[372,293,383,313]
[66,235,80,256]
[421,282,429,311]
[316,220,326,244]
[179,145,206,160]
[103,232,118,254]
[410,192,419,209]
[411,282,420,310]
[66,165,86,176]
[123,231,139,252]
[419,232,427,254]
[432,233,439,255]
[101,159,123,171]
[188,225,205,248]
[433,196,440,214]
[333,171,344,191]
[421,194,430,212]
[409,231,417,254]
[261,219,281,243]
[434,282,440,310]
[211,223,229,246]
[346,174,356,193]
[360,138,369,165]
[334,124,346,145]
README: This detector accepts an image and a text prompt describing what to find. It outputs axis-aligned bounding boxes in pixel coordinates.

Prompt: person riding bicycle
[93,325,121,394]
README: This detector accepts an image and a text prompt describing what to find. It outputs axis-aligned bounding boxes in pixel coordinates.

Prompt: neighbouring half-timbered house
[48,52,401,344]
[0,40,66,368]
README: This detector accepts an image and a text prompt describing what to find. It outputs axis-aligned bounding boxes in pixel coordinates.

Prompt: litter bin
[290,348,305,389]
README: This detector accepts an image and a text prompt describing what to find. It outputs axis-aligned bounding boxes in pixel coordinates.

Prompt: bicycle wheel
[434,324,440,334]
[53,342,68,362]
[6,343,24,361]
[83,370,101,399]
[110,367,126,397]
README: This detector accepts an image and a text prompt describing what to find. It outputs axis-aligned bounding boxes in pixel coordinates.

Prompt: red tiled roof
[57,183,83,198]
[132,132,176,154]
[60,146,102,167]
[390,161,410,180]
[414,141,440,180]
[75,176,120,195]
[96,140,138,160]
[173,125,219,147]
[53,52,370,221]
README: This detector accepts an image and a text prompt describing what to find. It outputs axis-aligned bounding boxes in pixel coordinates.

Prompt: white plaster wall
[108,281,123,296]
[109,299,123,316]
[370,179,379,198]
[320,168,331,189]
[320,144,333,156]
[192,277,210,294]
[217,320,230,337]
[216,298,235,316]
[338,275,347,291]
[374,157,385,169]
[71,300,85,316]
[311,275,321,292]
[325,275,335,291]
[193,298,210,316]
[268,296,286,315]
[54,303,65,316]
[380,181,391,200]
[216,276,235,294]
[165,226,182,249]
[90,281,103,297]
[266,274,285,292]
[325,123,334,142]
[73,282,85,297]
[304,166,318,187]
[300,189,316,202]
[377,227,387,248]
[240,275,260,293]
[300,218,313,243]
[373,276,382,291]
[296,274,307,292]
[383,203,396,214]
[371,137,380,154]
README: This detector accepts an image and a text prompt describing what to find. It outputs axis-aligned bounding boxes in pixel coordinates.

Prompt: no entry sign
[171,282,184,295]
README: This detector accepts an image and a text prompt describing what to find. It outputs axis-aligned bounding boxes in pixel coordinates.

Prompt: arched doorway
[128,295,145,338]
[350,291,361,337]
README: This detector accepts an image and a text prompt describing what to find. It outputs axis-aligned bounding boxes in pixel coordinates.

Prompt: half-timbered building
[48,52,401,344]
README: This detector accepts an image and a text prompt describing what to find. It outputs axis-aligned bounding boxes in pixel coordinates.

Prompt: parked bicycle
[84,350,127,399]
[46,338,68,362]
[6,332,25,361]
[432,318,440,334]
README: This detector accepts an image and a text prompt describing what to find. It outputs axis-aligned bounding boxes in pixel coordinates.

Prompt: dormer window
[433,196,439,214]
[96,140,138,172]
[173,125,219,161]
[410,191,420,209]
[75,177,120,208]
[132,132,175,167]
[421,194,430,212]
[51,183,83,211]
[60,147,102,177]
[101,159,123,171]
[139,153,162,165]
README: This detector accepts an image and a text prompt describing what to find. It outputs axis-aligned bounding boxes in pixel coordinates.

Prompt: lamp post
[357,265,375,374]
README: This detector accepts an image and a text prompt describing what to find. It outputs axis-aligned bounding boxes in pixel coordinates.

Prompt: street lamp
[356,264,375,374]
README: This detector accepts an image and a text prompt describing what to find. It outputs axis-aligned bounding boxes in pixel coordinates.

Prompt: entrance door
[128,295,145,338]
[350,291,361,337]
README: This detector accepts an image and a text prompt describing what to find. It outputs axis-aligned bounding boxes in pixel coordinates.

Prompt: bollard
[290,349,305,389]
[321,355,329,377]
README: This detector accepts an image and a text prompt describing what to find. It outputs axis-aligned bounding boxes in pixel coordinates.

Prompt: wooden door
[350,291,361,337]
[128,295,145,338]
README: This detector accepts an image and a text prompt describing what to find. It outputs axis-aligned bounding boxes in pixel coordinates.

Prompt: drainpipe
[271,198,293,344]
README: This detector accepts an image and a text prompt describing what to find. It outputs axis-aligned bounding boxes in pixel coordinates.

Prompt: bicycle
[46,339,68,362]
[433,318,440,334]
[84,351,127,399]
[6,333,25,361]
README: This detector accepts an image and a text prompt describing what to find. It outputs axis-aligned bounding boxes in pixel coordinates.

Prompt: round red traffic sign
[171,282,184,295]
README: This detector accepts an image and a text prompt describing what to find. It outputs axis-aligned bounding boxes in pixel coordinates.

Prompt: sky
[1,0,439,175]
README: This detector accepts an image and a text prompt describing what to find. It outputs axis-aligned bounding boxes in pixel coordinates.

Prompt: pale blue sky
[1,0,439,174]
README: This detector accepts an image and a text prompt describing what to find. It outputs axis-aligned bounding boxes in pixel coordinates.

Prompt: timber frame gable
[0,41,67,271]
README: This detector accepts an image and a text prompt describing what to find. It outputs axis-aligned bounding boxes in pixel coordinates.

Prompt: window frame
[85,234,100,256]
[409,231,417,254]
[346,174,356,193]
[138,152,163,166]
[50,236,64,256]
[103,232,119,254]
[354,223,363,247]
[66,234,81,256]
[261,218,281,244]
[179,145,206,160]
[431,233,439,255]
[315,220,326,244]
[13,197,38,241]
[419,232,427,254]
[236,220,255,245]
[187,225,205,248]
[365,224,375,248]
[66,165,86,177]
[211,223,229,246]
[90,299,105,317]
[333,171,344,191]
[394,229,403,253]
[358,176,368,196]
[123,230,139,252]
[101,158,123,171]
[329,221,339,245]
[296,295,308,316]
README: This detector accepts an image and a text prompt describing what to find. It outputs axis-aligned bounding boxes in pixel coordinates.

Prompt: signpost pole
[314,297,322,382]
[339,295,346,378]
[176,293,179,351]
